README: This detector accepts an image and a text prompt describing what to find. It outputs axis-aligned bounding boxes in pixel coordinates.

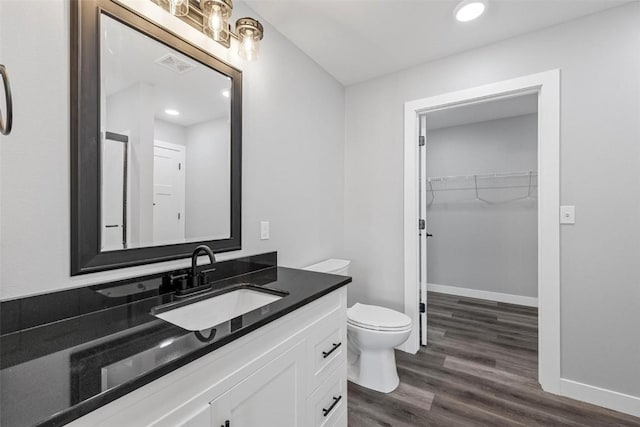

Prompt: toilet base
[347,348,400,393]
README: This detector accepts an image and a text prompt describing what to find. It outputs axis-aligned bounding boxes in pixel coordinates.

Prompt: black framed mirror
[71,0,241,275]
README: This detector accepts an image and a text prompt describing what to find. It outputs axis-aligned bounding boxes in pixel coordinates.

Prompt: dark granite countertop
[0,253,351,427]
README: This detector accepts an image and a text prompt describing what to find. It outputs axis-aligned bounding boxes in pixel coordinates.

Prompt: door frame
[401,70,561,394]
[101,131,129,250]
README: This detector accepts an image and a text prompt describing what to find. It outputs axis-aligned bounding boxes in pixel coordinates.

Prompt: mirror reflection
[100,14,231,251]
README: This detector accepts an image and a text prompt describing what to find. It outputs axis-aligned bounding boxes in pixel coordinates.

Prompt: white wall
[154,118,231,240]
[154,118,186,146]
[107,84,156,246]
[0,0,345,297]
[185,118,230,240]
[344,3,640,397]
[426,114,538,298]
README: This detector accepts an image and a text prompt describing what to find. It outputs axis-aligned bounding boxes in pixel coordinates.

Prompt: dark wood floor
[348,292,640,426]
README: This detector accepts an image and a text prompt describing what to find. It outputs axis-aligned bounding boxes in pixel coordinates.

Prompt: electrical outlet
[560,206,575,224]
[260,221,270,240]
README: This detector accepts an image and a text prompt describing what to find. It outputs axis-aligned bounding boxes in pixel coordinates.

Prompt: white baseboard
[427,283,538,307]
[560,378,640,418]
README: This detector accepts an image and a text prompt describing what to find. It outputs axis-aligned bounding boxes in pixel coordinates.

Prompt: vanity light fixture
[201,0,233,42]
[165,108,180,116]
[236,18,263,61]
[153,0,264,61]
[454,0,487,22]
[161,0,189,17]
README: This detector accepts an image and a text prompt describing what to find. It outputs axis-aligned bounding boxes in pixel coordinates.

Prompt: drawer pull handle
[322,395,342,417]
[322,342,342,359]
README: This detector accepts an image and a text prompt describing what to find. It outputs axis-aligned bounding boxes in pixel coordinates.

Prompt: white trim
[401,70,561,395]
[427,283,538,307]
[559,379,640,418]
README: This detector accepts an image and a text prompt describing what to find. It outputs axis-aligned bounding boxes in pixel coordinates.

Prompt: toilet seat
[347,303,412,332]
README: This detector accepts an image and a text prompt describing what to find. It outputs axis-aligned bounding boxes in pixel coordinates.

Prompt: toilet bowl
[346,303,411,392]
[303,259,412,393]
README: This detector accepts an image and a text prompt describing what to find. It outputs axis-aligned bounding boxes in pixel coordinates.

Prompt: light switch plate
[260,221,270,240]
[560,206,575,224]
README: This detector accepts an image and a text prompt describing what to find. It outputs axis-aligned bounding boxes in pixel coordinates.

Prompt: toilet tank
[303,259,351,276]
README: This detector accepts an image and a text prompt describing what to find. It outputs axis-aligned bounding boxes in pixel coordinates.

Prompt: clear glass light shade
[202,0,232,42]
[162,0,189,17]
[238,30,260,61]
[236,18,263,61]
[208,6,229,41]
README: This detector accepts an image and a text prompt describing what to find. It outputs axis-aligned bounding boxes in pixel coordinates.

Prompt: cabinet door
[210,342,306,427]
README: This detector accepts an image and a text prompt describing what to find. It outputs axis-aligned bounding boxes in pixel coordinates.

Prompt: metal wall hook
[0,64,13,136]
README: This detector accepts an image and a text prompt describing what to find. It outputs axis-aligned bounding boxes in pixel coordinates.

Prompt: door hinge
[420,302,426,313]
[418,136,425,146]
[178,212,181,220]
[178,162,181,170]
[419,219,426,230]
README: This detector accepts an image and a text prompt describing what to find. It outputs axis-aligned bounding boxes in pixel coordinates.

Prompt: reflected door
[153,140,186,244]
[101,132,128,251]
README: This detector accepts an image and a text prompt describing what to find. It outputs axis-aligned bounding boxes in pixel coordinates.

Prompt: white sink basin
[154,288,284,331]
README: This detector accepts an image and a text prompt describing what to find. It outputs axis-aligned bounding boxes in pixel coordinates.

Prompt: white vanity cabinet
[209,341,306,427]
[67,287,348,427]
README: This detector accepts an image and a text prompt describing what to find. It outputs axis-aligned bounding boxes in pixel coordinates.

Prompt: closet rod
[427,170,537,183]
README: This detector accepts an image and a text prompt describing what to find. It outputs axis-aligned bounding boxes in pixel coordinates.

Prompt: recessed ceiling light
[454,0,486,22]
[165,109,180,116]
[221,89,230,98]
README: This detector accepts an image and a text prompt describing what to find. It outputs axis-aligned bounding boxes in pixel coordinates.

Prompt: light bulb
[208,6,226,41]
[239,29,259,61]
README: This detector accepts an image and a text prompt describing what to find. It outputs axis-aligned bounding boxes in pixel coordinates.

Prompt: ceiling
[426,93,538,130]
[102,14,231,127]
[245,0,627,85]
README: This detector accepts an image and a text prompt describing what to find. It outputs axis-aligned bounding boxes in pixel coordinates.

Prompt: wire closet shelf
[426,170,538,204]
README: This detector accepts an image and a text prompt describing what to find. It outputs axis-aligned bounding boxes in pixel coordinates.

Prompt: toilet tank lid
[303,258,351,273]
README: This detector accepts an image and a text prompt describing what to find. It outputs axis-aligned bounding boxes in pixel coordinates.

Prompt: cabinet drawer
[306,364,347,427]
[306,308,347,393]
[333,409,347,427]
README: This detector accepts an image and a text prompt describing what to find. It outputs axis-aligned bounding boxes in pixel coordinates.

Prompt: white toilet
[303,259,412,393]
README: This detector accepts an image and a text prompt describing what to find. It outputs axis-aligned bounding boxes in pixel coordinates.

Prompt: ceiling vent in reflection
[154,53,196,74]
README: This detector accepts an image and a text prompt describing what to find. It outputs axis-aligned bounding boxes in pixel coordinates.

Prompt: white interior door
[101,136,126,251]
[153,140,186,244]
[418,114,428,346]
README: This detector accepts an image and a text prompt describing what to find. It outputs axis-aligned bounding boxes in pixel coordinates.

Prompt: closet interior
[424,94,539,303]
